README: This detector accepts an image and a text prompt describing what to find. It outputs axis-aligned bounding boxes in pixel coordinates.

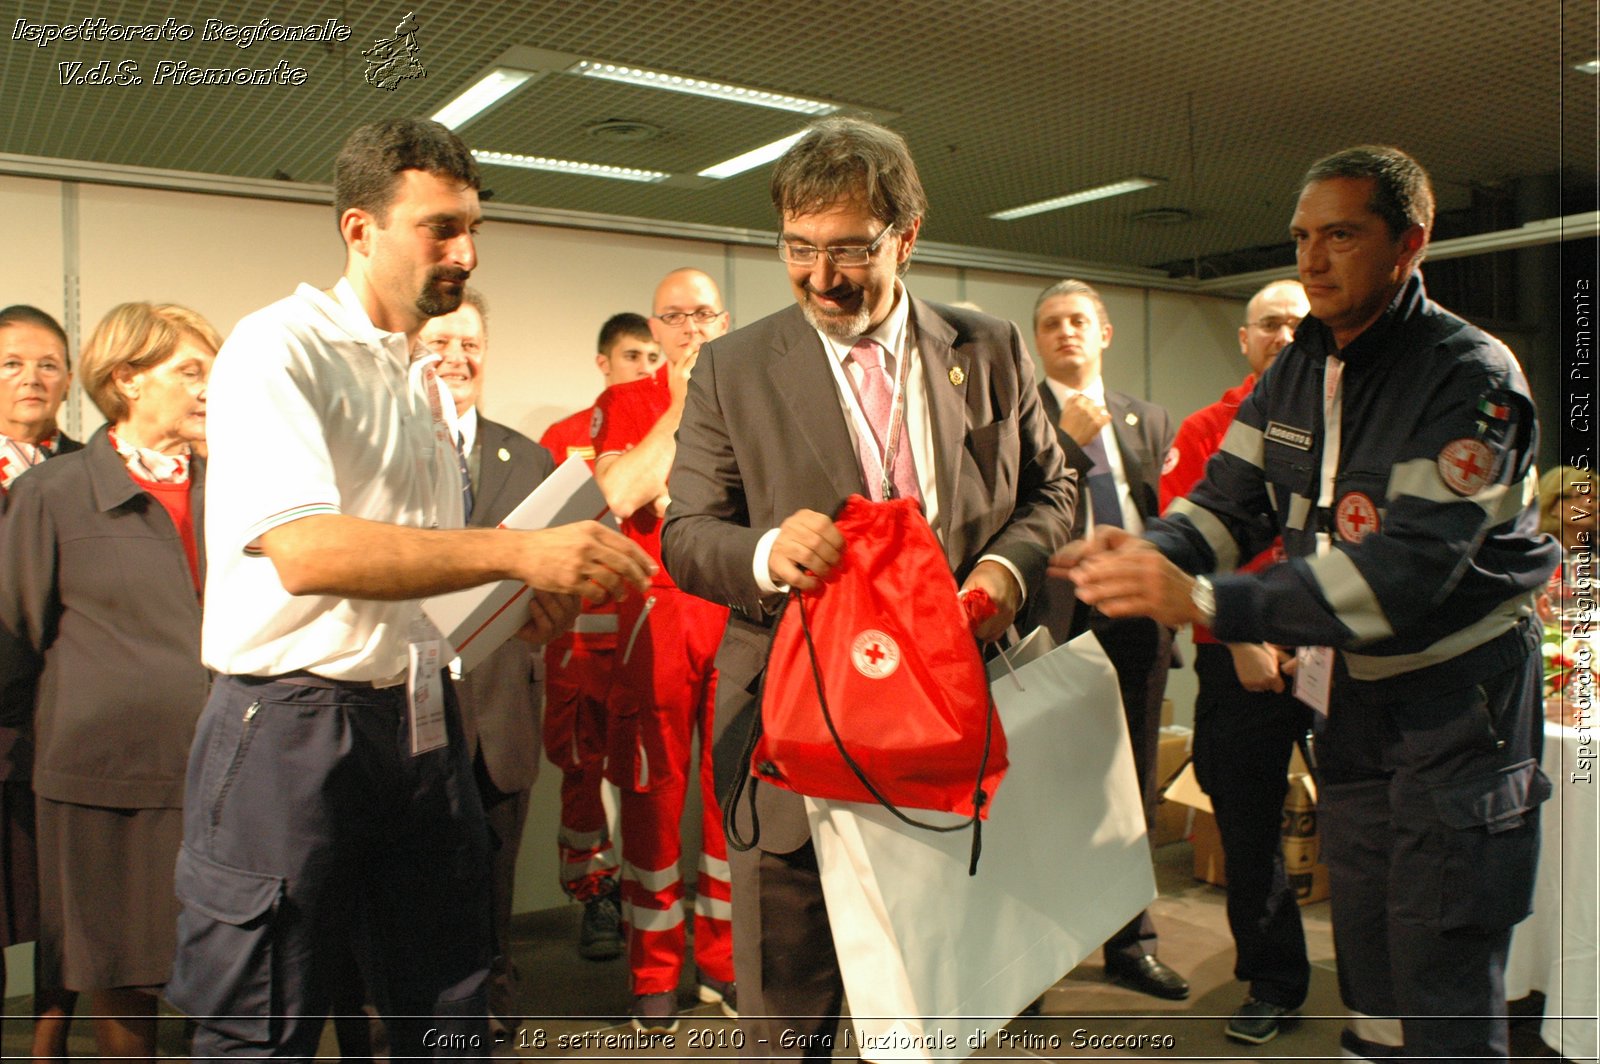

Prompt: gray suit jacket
[453,416,554,795]
[661,298,1075,853]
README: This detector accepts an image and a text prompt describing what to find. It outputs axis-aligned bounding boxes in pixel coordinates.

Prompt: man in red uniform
[536,313,660,960]
[591,269,734,1032]
[1158,278,1315,1045]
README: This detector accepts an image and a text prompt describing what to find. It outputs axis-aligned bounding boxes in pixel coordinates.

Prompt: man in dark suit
[419,288,553,1033]
[660,117,1074,1058]
[1027,279,1187,1000]
[0,304,83,1055]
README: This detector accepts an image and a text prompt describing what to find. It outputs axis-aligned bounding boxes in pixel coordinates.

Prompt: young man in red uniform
[591,269,734,1032]
[536,313,661,960]
[1158,278,1315,1046]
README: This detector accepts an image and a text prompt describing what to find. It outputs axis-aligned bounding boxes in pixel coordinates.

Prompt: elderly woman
[0,302,217,1061]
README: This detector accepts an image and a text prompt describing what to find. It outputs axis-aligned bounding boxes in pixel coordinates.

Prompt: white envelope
[423,456,609,674]
[807,631,1156,1061]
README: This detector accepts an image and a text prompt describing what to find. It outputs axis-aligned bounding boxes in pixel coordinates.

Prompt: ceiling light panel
[698,132,807,179]
[473,150,670,184]
[989,177,1165,221]
[570,60,838,115]
[432,68,540,130]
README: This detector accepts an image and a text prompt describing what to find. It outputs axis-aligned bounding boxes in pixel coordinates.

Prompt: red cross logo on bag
[1335,492,1379,543]
[1438,438,1495,497]
[850,629,901,679]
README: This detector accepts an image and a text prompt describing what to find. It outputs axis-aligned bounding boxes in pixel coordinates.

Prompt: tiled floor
[0,839,1564,1060]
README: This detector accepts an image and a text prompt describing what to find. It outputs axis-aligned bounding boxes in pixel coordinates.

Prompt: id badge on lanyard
[408,638,448,756]
[1296,355,1343,719]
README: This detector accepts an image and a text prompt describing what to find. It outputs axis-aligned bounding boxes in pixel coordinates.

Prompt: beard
[798,283,872,342]
[416,267,470,318]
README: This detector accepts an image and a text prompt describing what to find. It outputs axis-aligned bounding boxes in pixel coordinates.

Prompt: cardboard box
[1150,726,1194,846]
[1178,760,1329,906]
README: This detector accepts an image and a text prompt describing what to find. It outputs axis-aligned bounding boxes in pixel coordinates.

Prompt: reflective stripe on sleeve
[1308,549,1394,643]
[1343,594,1535,680]
[1387,459,1537,525]
[1167,498,1241,573]
[1219,419,1265,469]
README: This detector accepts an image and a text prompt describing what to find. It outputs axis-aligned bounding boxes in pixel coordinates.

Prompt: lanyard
[410,351,457,530]
[1314,356,1344,558]
[878,336,914,501]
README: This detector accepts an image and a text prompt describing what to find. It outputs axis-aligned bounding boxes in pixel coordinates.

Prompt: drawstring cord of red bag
[789,589,999,876]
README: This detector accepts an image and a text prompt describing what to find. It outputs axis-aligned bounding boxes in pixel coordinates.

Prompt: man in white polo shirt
[167,117,652,1059]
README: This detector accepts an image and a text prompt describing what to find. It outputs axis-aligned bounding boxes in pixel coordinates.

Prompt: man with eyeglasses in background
[1157,279,1315,1045]
[660,117,1072,1058]
[590,268,735,1032]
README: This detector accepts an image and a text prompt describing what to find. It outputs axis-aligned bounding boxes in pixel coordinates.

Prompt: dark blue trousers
[1191,642,1314,1009]
[1319,638,1547,1062]
[168,673,493,1058]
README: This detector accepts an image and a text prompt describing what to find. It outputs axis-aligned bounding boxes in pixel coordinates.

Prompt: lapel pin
[1125,412,1139,426]
[948,366,966,386]
[497,447,510,462]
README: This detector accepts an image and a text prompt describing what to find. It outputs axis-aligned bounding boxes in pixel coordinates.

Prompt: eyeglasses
[654,308,726,327]
[1249,316,1304,334]
[778,226,896,268]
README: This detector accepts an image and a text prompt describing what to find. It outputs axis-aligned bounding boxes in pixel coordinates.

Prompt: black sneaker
[578,880,623,961]
[1225,998,1291,1045]
[630,991,679,1034]
[697,973,737,1018]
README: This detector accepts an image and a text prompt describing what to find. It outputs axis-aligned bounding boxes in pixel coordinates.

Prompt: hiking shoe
[578,880,623,961]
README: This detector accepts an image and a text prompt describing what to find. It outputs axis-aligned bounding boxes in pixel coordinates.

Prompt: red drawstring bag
[741,495,1008,855]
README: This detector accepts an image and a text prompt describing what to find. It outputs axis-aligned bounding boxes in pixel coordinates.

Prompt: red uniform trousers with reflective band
[542,632,617,900]
[606,586,732,995]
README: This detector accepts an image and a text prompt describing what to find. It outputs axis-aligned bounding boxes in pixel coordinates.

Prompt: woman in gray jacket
[0,301,218,1061]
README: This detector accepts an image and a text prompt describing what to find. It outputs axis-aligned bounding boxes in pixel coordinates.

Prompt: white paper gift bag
[806,631,1156,1061]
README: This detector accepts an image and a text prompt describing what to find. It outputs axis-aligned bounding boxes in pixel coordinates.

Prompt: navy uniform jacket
[1148,273,1558,698]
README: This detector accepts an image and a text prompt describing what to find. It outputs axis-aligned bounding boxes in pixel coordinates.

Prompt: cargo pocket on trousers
[1418,758,1551,931]
[169,844,284,1044]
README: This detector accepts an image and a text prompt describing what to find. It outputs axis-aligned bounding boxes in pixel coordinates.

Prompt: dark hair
[1033,279,1109,330]
[598,312,652,353]
[0,304,71,370]
[333,118,480,225]
[1302,145,1435,242]
[771,117,927,233]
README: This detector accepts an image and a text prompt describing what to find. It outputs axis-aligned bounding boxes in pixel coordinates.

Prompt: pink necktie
[849,338,921,503]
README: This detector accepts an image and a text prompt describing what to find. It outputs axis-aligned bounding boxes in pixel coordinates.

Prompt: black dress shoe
[1106,954,1190,1000]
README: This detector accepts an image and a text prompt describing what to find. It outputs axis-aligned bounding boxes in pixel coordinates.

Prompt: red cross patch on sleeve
[1335,492,1380,543]
[1437,438,1496,497]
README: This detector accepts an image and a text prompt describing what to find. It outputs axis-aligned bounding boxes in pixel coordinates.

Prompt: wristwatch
[1190,575,1217,626]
